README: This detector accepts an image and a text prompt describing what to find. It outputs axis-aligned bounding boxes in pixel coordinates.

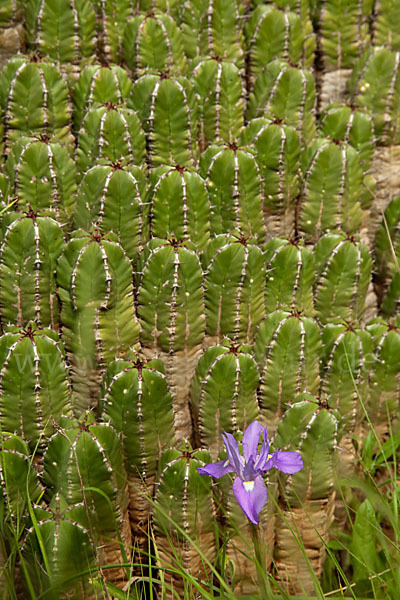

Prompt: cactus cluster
[0,2,398,599]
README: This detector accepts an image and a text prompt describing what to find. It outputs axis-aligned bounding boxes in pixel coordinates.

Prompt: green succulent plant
[190,339,260,458]
[0,212,65,329]
[129,70,198,168]
[147,164,210,252]
[299,137,364,240]
[153,444,217,599]
[122,10,187,77]
[74,161,147,261]
[200,142,265,243]
[181,0,245,68]
[374,0,400,50]
[0,54,74,153]
[246,59,316,149]
[240,117,301,239]
[93,0,135,62]
[42,415,131,589]
[0,324,72,452]
[57,230,140,414]
[203,234,266,345]
[374,195,400,317]
[254,310,321,433]
[245,5,314,89]
[5,134,77,226]
[136,237,204,441]
[263,237,315,314]
[101,354,175,547]
[75,102,146,178]
[319,0,372,69]
[274,398,342,595]
[192,56,245,150]
[313,232,373,324]
[72,63,133,133]
[25,0,97,68]
[348,47,400,145]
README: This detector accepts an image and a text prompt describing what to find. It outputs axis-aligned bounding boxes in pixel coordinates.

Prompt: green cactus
[0,324,72,452]
[365,318,400,438]
[318,102,376,174]
[375,195,400,317]
[203,234,266,345]
[320,321,373,435]
[254,310,321,433]
[245,5,314,90]
[153,444,217,599]
[190,339,260,458]
[0,54,74,153]
[72,63,133,133]
[136,238,204,440]
[374,0,400,51]
[0,0,23,28]
[348,47,400,145]
[313,232,373,324]
[264,237,315,314]
[5,134,77,226]
[0,212,65,329]
[42,415,131,589]
[129,71,198,167]
[192,56,244,151]
[74,162,147,261]
[299,137,364,241]
[25,0,97,69]
[122,11,187,78]
[101,354,175,546]
[319,0,372,69]
[273,398,342,595]
[200,142,265,243]
[147,164,210,252]
[246,59,316,149]
[240,117,301,239]
[57,230,140,414]
[136,0,182,21]
[22,495,95,599]
[93,0,135,62]
[181,0,245,68]
[75,102,146,178]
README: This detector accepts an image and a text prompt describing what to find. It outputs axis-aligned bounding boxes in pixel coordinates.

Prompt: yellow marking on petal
[243,481,255,492]
[267,454,273,460]
[224,459,229,467]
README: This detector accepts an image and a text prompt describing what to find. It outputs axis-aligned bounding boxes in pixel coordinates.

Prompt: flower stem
[250,523,274,600]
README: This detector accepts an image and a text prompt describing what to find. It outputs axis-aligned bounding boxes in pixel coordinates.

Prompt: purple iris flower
[197,421,303,525]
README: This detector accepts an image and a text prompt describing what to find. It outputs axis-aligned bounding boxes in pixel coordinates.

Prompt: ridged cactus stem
[148,74,195,167]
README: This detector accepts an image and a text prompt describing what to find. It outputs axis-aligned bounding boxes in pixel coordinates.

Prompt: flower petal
[197,459,234,479]
[271,450,303,474]
[222,432,243,475]
[232,474,268,525]
[242,421,264,463]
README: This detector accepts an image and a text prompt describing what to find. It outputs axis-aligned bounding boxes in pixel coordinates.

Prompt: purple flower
[197,421,303,525]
